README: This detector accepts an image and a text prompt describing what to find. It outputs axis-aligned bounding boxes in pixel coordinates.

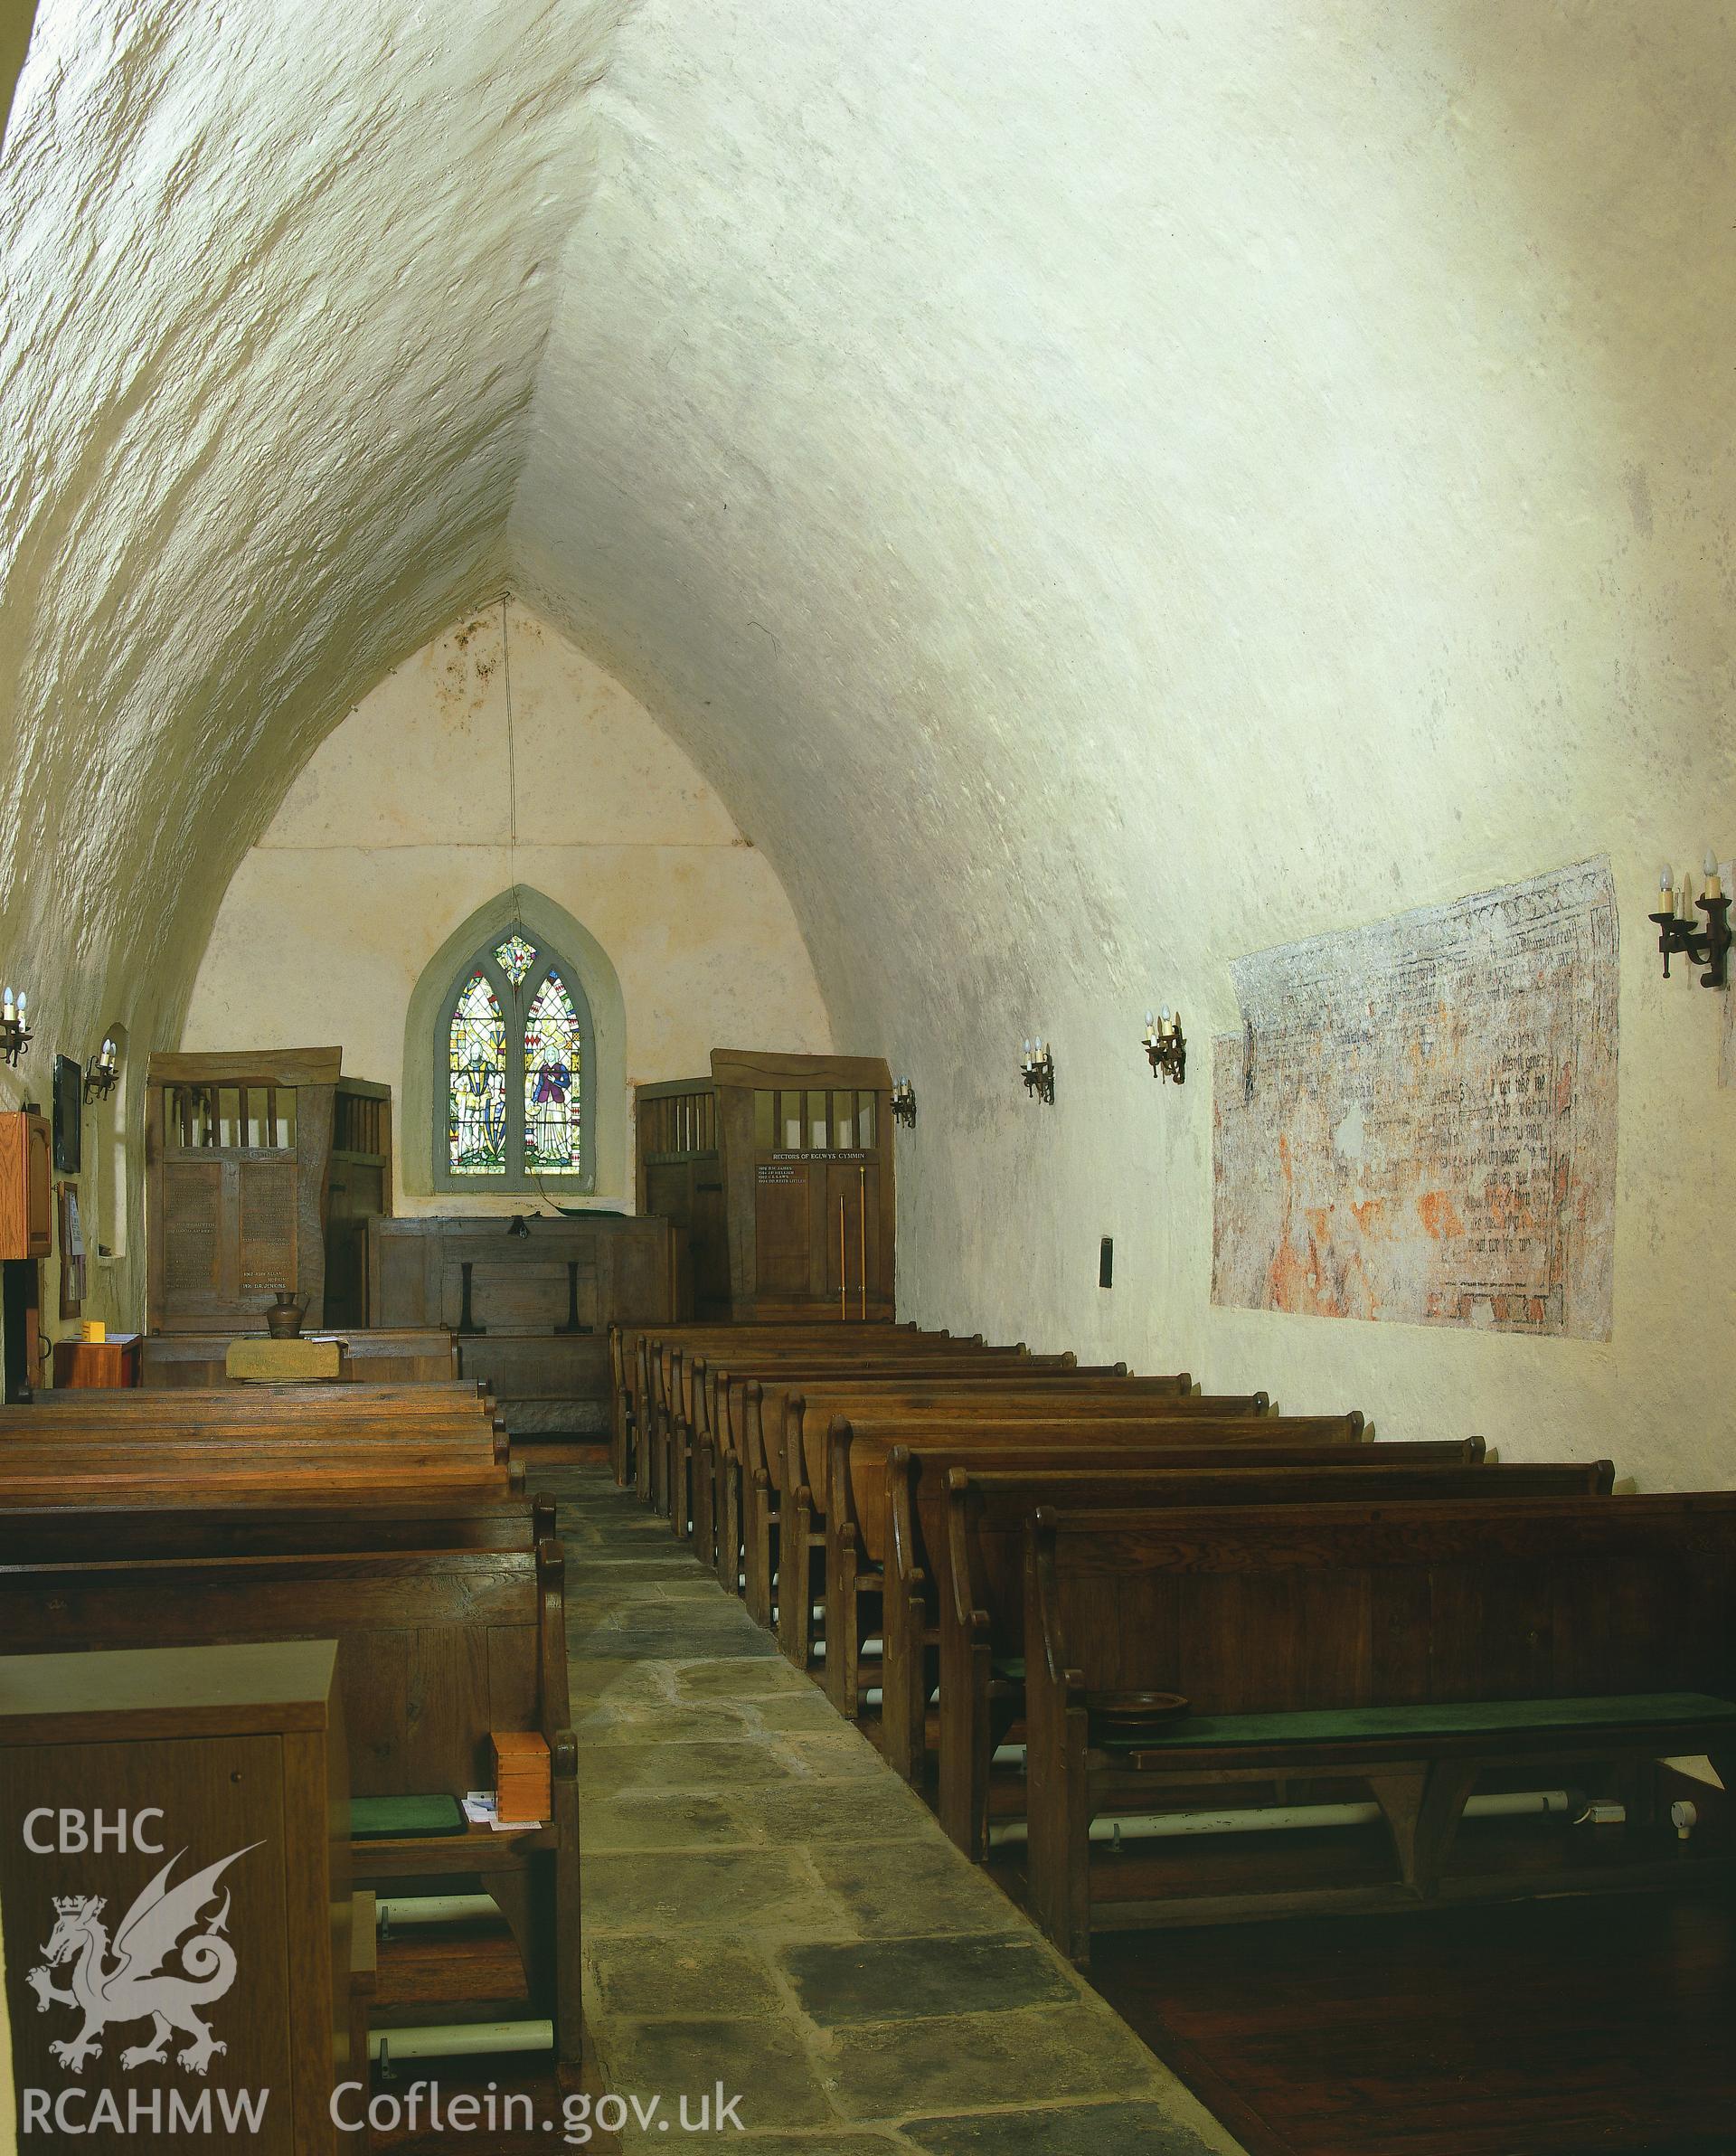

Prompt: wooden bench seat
[1023,1493,1736,1962]
[732,1375,1237,1626]
[922,1456,1610,1856]
[631,1338,1064,1548]
[33,1380,491,1409]
[830,1428,1475,1740]
[0,1531,581,2074]
[686,1352,1126,1560]
[795,1404,1365,1688]
[0,1458,525,1505]
[0,1492,553,1563]
[609,1319,941,1486]
[658,1344,1074,1529]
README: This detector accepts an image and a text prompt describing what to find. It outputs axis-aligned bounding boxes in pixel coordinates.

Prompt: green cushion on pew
[350,1795,466,1839]
[1100,1691,1736,1751]
[991,1656,1026,1682]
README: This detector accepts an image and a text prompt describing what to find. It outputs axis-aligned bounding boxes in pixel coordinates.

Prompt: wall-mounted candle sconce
[1021,1038,1055,1104]
[890,1075,918,1128]
[0,988,32,1068]
[1141,1007,1187,1084]
[1651,854,1731,989]
[82,1035,119,1102]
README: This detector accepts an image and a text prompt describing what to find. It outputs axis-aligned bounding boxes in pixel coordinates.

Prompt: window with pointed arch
[439,929,593,1190]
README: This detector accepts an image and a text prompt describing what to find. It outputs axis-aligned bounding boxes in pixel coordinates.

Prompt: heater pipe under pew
[986,1789,1579,1849]
[374,1893,498,1931]
[373,2021,552,2068]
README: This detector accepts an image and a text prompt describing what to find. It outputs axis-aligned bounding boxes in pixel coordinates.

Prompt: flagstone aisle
[543,1463,1246,2156]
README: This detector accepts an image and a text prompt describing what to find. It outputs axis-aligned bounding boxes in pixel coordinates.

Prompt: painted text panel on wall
[1211,859,1618,1338]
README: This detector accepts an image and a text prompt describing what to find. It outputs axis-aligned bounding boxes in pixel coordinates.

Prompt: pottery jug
[266,1290,308,1338]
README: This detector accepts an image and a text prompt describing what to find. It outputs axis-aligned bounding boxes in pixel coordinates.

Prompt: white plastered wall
[3,2,1734,1484]
[183,604,832,1210]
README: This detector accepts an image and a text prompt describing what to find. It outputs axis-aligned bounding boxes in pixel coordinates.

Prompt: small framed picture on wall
[58,1182,86,1320]
[53,1054,82,1174]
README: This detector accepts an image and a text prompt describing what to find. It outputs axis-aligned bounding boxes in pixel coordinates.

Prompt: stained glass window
[448,971,507,1174]
[436,922,594,1191]
[495,932,537,988]
[524,969,583,1172]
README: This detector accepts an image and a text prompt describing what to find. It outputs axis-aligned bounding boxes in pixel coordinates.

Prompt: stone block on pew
[1021,1493,1736,1963]
[226,1338,344,1383]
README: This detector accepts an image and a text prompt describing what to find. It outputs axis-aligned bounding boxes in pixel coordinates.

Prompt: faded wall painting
[1212,859,1618,1338]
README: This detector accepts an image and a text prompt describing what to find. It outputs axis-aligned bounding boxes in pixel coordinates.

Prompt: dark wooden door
[712,1051,896,1319]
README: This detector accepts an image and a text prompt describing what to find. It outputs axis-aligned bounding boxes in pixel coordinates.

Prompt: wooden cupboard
[0,1108,52,1261]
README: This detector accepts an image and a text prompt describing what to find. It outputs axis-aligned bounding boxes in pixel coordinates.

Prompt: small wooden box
[491,1729,551,1823]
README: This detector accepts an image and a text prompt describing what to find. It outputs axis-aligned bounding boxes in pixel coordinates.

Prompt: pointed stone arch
[402,888,627,1201]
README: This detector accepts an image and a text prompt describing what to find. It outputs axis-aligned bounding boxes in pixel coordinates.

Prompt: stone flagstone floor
[543,1463,1246,2156]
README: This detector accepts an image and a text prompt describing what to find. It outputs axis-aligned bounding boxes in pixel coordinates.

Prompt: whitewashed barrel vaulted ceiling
[4,2,1735,1468]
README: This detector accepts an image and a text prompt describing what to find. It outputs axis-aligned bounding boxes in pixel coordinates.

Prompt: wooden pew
[0,1527,582,2076]
[827,1423,1466,1725]
[617,1319,1010,1504]
[33,1380,492,1410]
[817,1413,1381,1723]
[0,1455,525,1506]
[928,1455,1611,1856]
[16,1387,504,1438]
[0,1492,554,1564]
[765,1385,1302,1662]
[679,1348,1099,1559]
[5,1387,514,1477]
[724,1371,1221,1623]
[142,1328,461,1387]
[655,1338,1058,1528]
[609,1319,937,1488]
[1022,1493,1736,1962]
[0,1423,515,1474]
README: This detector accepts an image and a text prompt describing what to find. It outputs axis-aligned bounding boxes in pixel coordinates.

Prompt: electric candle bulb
[14,991,24,1016]
[3,989,13,1020]
[1705,850,1723,902]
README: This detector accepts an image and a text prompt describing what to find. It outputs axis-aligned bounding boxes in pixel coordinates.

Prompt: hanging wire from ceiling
[501,594,529,959]
[498,594,571,1221]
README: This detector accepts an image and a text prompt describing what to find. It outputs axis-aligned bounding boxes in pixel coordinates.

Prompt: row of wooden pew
[610,1319,1736,1965]
[0,1378,582,2080]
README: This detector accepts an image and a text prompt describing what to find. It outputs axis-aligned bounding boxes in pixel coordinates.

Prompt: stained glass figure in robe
[524,969,582,1171]
[448,971,507,1173]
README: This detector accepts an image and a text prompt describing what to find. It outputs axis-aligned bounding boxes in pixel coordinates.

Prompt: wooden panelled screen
[636,1051,896,1320]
